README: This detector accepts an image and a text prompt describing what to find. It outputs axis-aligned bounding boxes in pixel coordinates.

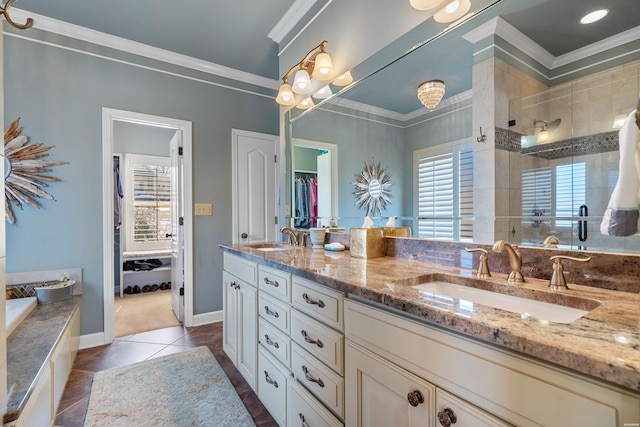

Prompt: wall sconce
[533,118,561,143]
[417,80,446,111]
[276,41,338,107]
[1,0,34,29]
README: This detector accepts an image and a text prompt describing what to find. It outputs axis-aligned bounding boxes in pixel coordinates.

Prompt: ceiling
[9,0,640,115]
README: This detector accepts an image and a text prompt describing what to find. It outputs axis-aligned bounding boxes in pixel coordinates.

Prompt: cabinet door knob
[302,292,325,308]
[437,407,457,426]
[241,233,248,239]
[407,389,424,407]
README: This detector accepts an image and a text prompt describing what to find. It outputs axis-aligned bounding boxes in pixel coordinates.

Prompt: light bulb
[580,9,608,24]
[311,52,335,80]
[275,83,296,106]
[445,0,459,13]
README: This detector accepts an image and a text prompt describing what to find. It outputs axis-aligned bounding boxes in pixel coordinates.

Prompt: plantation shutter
[555,162,586,229]
[521,167,552,226]
[417,153,454,239]
[458,149,474,241]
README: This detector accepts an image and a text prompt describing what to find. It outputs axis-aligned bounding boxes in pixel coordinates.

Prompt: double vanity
[221,239,640,426]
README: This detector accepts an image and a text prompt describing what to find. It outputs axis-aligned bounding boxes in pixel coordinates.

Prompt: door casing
[102,108,194,344]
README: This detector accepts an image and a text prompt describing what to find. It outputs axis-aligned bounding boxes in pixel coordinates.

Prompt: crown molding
[11,8,280,90]
[268,0,317,44]
[321,90,473,124]
[553,25,640,68]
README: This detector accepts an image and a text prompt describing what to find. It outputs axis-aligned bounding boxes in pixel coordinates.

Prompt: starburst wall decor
[352,160,393,216]
[3,118,66,224]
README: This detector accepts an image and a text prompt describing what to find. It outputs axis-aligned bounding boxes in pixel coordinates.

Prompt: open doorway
[102,108,193,344]
[291,138,338,228]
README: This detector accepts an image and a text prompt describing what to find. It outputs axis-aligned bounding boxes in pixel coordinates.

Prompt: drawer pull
[301,330,324,348]
[407,390,424,407]
[264,306,280,318]
[230,281,239,290]
[264,370,279,388]
[302,292,325,308]
[299,413,310,427]
[264,334,279,349]
[301,365,325,388]
[437,407,457,426]
[263,276,280,287]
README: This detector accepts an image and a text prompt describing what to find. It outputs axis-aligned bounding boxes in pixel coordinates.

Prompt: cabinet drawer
[436,389,512,427]
[258,264,291,302]
[292,276,343,331]
[259,291,291,335]
[258,346,289,427]
[259,317,291,369]
[292,343,344,419]
[291,309,344,375]
[288,378,343,427]
[223,252,257,285]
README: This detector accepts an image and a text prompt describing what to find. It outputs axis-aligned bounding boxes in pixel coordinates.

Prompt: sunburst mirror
[4,118,66,224]
[353,160,393,216]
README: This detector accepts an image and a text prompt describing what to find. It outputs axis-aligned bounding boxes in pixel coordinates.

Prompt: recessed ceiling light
[580,9,608,24]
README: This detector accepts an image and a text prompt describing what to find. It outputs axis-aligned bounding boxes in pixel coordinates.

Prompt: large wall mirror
[285,0,640,254]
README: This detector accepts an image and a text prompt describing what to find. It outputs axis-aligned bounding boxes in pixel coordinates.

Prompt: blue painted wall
[4,31,278,335]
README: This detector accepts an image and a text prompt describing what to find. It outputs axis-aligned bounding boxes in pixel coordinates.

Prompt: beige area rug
[115,290,181,337]
[84,346,255,427]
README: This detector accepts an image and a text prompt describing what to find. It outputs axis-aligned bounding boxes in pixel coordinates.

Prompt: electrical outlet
[195,203,213,216]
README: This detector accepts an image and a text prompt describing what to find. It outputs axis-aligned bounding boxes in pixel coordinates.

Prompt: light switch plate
[195,203,213,216]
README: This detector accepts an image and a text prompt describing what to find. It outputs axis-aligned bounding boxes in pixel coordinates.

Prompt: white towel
[600,110,640,236]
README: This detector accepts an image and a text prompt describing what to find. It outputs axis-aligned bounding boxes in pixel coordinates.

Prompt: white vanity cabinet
[290,276,345,425]
[223,253,258,391]
[256,264,294,426]
[344,299,640,427]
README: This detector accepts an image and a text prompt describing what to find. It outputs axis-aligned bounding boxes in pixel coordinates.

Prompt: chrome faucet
[492,240,524,283]
[280,227,298,246]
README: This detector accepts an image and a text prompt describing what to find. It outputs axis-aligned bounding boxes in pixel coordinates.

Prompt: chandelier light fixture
[417,80,446,111]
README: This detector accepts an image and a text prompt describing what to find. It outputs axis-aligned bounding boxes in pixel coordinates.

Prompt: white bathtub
[6,297,37,336]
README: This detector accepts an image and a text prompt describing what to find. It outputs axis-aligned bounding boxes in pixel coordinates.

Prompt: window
[414,146,473,240]
[520,162,586,235]
[555,162,586,230]
[124,154,171,251]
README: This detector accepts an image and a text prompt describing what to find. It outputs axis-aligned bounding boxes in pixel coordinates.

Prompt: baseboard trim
[192,310,223,327]
[80,332,108,349]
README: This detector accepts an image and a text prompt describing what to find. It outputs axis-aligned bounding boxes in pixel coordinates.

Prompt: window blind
[458,149,474,241]
[555,162,586,229]
[521,167,552,226]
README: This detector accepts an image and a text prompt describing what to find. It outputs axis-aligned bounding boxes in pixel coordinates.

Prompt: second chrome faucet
[492,240,524,283]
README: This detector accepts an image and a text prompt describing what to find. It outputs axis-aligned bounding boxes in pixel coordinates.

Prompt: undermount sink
[399,274,601,324]
[247,243,295,252]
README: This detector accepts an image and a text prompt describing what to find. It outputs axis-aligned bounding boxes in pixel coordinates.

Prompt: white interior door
[232,130,278,244]
[170,130,184,322]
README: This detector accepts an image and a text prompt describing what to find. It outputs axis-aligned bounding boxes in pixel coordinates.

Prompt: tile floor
[53,322,277,426]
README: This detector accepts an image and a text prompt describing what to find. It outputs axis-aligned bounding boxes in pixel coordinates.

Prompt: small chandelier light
[296,97,315,110]
[417,80,446,111]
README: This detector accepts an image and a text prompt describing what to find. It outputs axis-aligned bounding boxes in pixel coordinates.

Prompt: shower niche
[507,59,640,253]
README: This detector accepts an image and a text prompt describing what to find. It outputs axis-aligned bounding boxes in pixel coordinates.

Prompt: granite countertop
[221,243,640,393]
[4,297,80,424]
